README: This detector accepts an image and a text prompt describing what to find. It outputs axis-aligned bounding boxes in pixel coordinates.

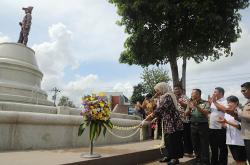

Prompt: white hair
[154,82,178,109]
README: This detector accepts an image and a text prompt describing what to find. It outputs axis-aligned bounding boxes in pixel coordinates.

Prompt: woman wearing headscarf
[142,82,184,165]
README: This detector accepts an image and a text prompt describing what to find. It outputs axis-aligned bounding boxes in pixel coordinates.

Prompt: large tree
[109,0,249,91]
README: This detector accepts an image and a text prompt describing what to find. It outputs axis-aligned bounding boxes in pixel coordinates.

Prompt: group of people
[138,81,250,165]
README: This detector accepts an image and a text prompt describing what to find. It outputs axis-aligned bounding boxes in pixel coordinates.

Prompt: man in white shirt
[209,87,228,165]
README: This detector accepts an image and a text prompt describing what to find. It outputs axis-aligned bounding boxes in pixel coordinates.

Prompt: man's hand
[189,100,197,109]
[211,94,217,103]
[217,117,226,124]
[208,95,212,105]
[178,98,187,106]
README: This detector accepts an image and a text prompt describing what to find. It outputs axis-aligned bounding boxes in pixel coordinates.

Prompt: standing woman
[143,82,184,165]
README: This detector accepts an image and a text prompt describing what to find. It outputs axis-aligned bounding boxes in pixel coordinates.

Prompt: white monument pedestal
[0,42,150,151]
[0,42,53,106]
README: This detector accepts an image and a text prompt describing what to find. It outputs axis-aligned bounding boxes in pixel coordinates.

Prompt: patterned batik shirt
[153,94,183,134]
[177,95,190,123]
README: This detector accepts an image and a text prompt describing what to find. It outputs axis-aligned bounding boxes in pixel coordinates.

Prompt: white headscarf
[154,82,178,109]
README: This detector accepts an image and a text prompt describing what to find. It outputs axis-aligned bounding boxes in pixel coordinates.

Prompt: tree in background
[109,0,249,93]
[141,67,171,95]
[58,96,76,108]
[130,83,145,104]
[130,67,170,104]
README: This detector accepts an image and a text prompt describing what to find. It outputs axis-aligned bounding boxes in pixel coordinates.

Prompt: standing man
[18,6,33,46]
[209,87,228,165]
[239,82,250,163]
[185,89,210,165]
[174,85,193,157]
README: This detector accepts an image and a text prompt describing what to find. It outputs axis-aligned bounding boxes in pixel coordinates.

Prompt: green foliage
[130,83,146,104]
[141,67,171,94]
[78,119,113,142]
[130,67,170,103]
[58,96,76,108]
[109,0,249,85]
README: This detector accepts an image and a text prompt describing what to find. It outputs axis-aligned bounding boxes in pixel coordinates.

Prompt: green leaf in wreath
[90,122,98,141]
[86,120,91,126]
[103,126,107,136]
[108,121,113,129]
[96,123,102,139]
[78,123,86,136]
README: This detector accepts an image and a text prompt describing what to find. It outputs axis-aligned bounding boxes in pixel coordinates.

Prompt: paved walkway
[0,140,241,165]
[146,153,237,165]
[0,140,162,165]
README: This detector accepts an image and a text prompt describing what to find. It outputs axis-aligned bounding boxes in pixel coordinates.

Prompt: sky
[0,0,250,106]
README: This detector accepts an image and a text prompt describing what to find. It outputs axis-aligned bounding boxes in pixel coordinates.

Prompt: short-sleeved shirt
[225,109,245,146]
[190,99,210,123]
[209,98,227,129]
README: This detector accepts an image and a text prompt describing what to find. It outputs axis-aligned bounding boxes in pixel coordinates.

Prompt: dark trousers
[191,122,210,165]
[209,129,228,165]
[183,122,193,154]
[163,131,184,159]
[244,139,250,163]
[163,133,169,157]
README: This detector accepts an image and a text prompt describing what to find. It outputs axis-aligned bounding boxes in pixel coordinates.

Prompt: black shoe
[167,159,180,165]
[159,157,171,163]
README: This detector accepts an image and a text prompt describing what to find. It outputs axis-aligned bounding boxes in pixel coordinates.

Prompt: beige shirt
[240,100,250,140]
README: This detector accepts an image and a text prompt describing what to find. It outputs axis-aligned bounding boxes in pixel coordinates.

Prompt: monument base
[80,153,101,158]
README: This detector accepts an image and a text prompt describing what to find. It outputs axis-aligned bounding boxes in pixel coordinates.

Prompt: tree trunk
[169,55,180,87]
[181,57,187,94]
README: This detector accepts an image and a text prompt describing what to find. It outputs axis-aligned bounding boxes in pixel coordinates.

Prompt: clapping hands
[208,94,217,104]
[188,100,198,109]
[217,117,227,124]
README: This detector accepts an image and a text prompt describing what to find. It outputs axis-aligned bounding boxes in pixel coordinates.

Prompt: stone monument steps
[0,101,57,114]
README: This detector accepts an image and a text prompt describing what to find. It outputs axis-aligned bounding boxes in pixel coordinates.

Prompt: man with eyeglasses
[238,82,250,163]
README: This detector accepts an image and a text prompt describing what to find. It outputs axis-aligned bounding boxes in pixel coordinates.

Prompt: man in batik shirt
[174,85,193,157]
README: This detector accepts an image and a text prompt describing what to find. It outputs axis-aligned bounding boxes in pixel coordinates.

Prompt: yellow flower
[100,102,105,107]
[92,109,97,114]
[98,92,105,96]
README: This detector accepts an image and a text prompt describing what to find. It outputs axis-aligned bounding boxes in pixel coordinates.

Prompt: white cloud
[54,75,134,106]
[60,74,99,105]
[187,25,250,74]
[0,33,10,43]
[112,82,134,97]
[32,23,79,90]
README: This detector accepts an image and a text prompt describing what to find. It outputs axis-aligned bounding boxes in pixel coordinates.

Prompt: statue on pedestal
[17,6,33,46]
